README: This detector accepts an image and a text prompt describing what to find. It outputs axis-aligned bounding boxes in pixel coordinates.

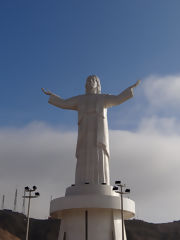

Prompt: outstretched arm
[104,80,141,108]
[41,88,78,110]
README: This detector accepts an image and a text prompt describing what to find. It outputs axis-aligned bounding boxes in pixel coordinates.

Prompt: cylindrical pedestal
[50,184,135,240]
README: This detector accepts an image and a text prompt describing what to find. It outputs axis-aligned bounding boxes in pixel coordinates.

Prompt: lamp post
[23,186,40,240]
[113,181,130,240]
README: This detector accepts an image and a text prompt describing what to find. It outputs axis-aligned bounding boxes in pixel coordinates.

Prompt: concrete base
[58,208,127,240]
[50,184,135,240]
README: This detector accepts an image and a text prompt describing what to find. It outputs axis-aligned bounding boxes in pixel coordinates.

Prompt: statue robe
[48,87,133,185]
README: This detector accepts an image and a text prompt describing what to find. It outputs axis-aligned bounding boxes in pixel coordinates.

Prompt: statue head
[85,75,101,94]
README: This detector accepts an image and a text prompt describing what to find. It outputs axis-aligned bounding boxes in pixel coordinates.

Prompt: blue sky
[1,0,180,128]
[0,0,180,223]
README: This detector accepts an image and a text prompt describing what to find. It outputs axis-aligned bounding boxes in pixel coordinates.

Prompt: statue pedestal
[50,184,135,240]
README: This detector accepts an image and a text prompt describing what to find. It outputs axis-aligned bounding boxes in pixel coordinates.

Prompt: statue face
[86,78,98,92]
[85,75,101,94]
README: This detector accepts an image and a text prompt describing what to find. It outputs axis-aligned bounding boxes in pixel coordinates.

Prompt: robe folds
[48,87,133,185]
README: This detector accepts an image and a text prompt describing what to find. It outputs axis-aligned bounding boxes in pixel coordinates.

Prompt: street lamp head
[35,192,40,197]
[115,180,121,185]
[25,186,29,191]
[125,189,130,193]
[33,186,37,191]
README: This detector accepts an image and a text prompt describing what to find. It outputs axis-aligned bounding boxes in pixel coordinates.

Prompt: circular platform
[50,184,135,219]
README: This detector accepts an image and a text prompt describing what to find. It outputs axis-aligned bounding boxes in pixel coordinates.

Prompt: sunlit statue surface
[42,75,140,185]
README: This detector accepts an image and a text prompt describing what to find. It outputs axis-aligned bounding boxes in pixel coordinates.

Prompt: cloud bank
[0,118,180,222]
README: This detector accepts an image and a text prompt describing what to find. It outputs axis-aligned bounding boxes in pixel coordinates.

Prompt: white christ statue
[42,75,140,185]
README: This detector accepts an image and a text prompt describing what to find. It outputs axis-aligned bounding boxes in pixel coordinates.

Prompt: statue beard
[86,87,98,94]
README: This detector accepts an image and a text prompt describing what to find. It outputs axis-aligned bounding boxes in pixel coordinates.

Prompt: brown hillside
[126,219,180,240]
[0,210,60,240]
[0,210,180,240]
[0,228,20,240]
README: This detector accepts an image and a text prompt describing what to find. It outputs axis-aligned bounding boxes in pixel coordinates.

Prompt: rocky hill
[0,210,59,240]
[126,219,180,240]
[0,210,180,240]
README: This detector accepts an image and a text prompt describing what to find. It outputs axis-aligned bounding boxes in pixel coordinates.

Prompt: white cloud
[107,74,180,131]
[137,116,180,135]
[0,122,77,218]
[143,75,180,108]
[0,120,180,223]
[110,120,180,223]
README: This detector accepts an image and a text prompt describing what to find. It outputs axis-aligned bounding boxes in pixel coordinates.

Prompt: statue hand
[130,80,141,89]
[41,88,52,96]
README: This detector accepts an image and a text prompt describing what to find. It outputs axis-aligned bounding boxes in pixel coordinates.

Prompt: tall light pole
[13,189,18,212]
[113,181,130,240]
[1,195,5,210]
[22,188,26,214]
[23,186,40,240]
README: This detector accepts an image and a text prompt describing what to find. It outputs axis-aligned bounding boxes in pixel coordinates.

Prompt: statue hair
[85,75,101,94]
